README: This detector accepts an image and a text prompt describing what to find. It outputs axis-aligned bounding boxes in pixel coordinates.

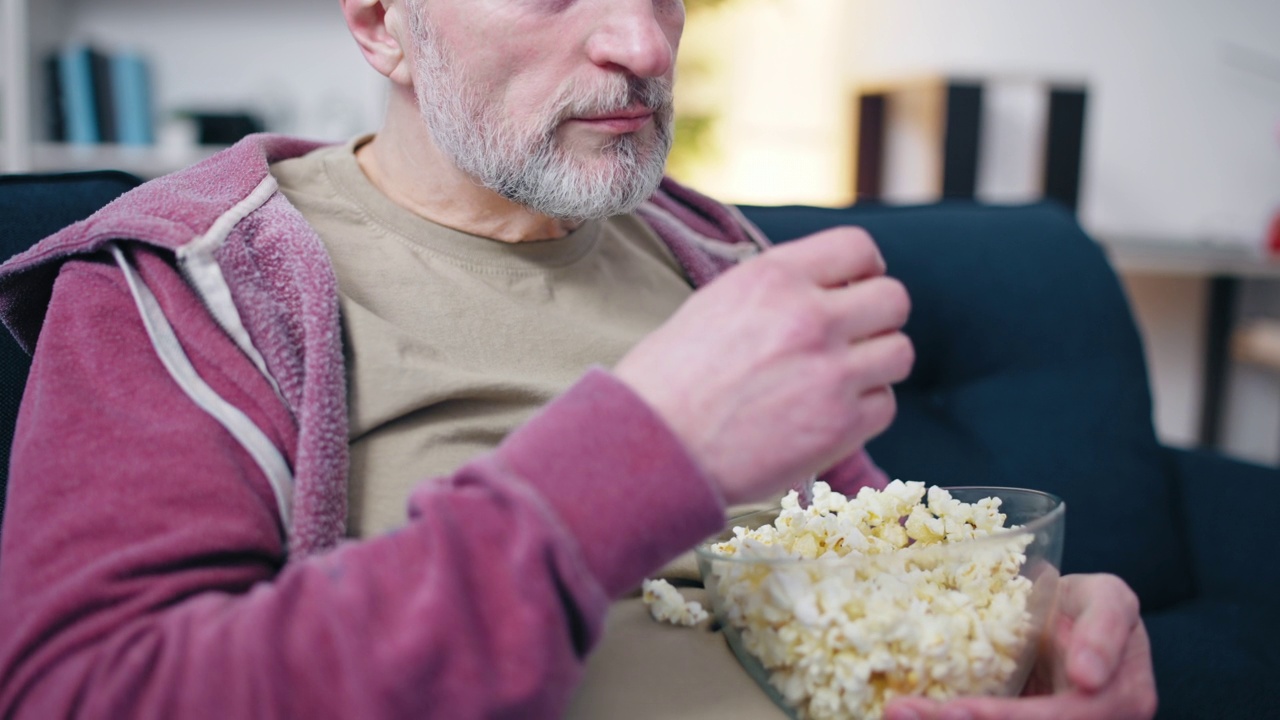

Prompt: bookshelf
[1,0,382,179]
[25,142,224,179]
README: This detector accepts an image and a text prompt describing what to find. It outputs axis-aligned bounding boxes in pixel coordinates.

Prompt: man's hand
[613,226,913,505]
[884,573,1159,720]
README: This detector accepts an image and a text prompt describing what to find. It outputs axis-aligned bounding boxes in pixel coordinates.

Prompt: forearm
[4,482,610,719]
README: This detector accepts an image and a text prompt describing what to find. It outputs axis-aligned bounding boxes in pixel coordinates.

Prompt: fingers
[1057,574,1141,692]
[613,223,909,505]
[826,275,912,342]
[764,226,885,287]
[884,638,1157,720]
[846,331,915,389]
[851,384,898,443]
[754,226,907,348]
[883,574,1157,720]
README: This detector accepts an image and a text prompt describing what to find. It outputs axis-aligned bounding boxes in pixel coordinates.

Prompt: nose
[584,1,680,79]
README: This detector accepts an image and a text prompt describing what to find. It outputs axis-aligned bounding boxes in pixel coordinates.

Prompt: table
[1100,238,1280,447]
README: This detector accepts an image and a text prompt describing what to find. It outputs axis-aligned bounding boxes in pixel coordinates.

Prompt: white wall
[844,0,1280,246]
[51,0,386,141]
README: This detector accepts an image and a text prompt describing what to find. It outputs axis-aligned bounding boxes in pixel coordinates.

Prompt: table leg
[1198,275,1240,448]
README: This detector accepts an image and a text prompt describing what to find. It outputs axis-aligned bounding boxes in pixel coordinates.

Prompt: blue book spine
[58,45,99,144]
[89,48,117,144]
[44,53,67,142]
[111,52,155,146]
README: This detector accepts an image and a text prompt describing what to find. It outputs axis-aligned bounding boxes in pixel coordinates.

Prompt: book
[58,44,99,144]
[44,53,67,142]
[111,52,154,146]
[89,47,117,144]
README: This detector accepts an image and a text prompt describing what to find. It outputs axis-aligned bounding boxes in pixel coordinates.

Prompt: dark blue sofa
[740,201,1279,720]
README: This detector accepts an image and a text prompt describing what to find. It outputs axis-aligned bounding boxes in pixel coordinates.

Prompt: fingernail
[1075,647,1108,687]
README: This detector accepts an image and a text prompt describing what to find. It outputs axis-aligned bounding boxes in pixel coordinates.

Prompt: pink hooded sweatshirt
[0,135,885,719]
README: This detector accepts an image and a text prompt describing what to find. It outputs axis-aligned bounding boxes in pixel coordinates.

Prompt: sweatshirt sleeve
[0,255,726,720]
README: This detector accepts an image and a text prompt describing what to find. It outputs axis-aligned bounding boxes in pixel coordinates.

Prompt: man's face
[406,0,683,221]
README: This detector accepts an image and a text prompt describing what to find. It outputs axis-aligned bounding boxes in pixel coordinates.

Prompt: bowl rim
[692,485,1065,566]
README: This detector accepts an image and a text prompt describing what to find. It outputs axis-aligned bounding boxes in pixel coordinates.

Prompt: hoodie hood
[0,134,328,353]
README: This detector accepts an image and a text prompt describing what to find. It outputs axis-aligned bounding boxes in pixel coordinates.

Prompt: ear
[342,0,414,86]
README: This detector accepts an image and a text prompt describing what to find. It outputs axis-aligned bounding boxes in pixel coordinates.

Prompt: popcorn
[642,578,710,627]
[704,481,1036,720]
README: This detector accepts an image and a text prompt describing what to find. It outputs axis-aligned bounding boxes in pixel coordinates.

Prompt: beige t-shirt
[271,136,694,537]
[272,138,789,718]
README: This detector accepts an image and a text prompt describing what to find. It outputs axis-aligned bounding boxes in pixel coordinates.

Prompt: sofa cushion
[738,201,1195,611]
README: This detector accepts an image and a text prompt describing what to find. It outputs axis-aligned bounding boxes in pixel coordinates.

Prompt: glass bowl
[694,486,1065,720]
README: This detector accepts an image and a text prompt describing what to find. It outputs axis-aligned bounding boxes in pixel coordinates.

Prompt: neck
[356,86,581,242]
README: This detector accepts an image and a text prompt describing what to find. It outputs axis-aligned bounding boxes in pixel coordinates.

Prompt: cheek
[484,44,576,119]
[458,21,550,98]
[429,3,530,88]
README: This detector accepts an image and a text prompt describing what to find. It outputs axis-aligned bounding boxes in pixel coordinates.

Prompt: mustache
[553,75,674,122]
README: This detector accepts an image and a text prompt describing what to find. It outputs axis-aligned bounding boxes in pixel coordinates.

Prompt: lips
[580,106,653,121]
[570,105,655,133]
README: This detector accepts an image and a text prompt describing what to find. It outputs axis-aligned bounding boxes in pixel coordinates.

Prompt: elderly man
[0,1,1155,718]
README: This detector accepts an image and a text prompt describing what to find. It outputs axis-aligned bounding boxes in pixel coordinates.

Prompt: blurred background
[3,0,1279,463]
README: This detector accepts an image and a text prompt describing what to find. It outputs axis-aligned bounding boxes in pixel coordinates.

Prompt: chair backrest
[1,170,144,531]
[738,201,1195,611]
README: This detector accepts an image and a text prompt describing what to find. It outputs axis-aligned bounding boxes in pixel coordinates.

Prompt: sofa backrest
[0,170,144,534]
[739,201,1194,611]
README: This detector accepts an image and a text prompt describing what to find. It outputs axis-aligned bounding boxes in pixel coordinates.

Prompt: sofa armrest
[1166,447,1280,604]
[1144,449,1279,718]
[1144,597,1277,719]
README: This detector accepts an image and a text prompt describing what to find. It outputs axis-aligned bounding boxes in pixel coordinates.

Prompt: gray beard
[409,11,674,221]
